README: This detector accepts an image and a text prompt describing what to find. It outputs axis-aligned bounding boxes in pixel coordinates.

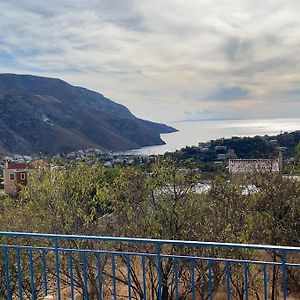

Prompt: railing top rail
[1,231,300,252]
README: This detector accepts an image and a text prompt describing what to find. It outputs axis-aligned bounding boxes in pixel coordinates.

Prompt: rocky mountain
[0,74,176,155]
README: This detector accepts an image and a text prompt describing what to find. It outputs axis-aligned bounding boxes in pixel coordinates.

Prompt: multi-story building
[3,161,30,196]
[228,155,283,183]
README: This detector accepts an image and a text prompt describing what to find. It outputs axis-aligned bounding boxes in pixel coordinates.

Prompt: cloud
[224,37,253,62]
[206,86,249,101]
[0,0,300,122]
[280,89,300,100]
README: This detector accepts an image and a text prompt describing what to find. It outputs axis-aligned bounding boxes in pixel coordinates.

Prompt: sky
[1,0,300,123]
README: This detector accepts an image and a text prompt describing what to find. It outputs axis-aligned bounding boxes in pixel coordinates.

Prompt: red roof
[5,162,28,170]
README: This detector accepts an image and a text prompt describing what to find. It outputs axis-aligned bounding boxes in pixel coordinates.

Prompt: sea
[122,118,300,155]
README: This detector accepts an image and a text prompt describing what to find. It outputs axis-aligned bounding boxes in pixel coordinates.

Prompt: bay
[122,118,300,155]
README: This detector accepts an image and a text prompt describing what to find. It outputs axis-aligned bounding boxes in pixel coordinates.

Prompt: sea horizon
[121,117,300,155]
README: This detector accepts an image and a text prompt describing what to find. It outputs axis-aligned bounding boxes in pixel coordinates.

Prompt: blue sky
[1,0,300,122]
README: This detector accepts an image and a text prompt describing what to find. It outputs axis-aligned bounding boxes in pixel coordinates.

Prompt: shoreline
[120,118,300,156]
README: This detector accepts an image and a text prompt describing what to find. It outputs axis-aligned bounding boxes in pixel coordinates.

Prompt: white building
[229,156,282,182]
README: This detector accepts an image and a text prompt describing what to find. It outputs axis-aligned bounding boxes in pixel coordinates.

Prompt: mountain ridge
[0,73,177,156]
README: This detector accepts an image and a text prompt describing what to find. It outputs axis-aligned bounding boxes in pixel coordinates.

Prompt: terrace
[0,232,299,299]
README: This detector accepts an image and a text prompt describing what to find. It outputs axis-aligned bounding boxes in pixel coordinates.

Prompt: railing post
[174,257,179,300]
[244,263,249,300]
[41,250,48,296]
[208,261,213,300]
[191,259,195,300]
[281,250,287,300]
[263,264,268,300]
[54,239,61,300]
[157,242,162,300]
[68,251,75,300]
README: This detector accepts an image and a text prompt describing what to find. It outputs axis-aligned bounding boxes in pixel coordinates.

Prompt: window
[9,173,15,180]
[21,173,26,180]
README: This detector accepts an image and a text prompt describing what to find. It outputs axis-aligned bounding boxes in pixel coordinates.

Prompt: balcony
[0,232,299,299]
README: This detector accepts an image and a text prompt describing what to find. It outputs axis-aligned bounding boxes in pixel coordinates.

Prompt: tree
[1,159,300,299]
[106,157,208,299]
[250,172,300,299]
[0,162,119,299]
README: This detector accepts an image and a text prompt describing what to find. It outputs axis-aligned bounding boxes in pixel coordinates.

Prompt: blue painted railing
[1,232,300,299]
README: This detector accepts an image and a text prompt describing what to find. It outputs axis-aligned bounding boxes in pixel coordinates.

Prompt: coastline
[121,118,300,155]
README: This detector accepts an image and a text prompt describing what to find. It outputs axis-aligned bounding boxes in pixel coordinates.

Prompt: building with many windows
[228,155,283,183]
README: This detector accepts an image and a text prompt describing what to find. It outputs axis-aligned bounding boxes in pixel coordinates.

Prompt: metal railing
[1,232,300,299]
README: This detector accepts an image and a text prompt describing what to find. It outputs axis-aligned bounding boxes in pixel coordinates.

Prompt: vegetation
[0,159,300,299]
[168,130,300,164]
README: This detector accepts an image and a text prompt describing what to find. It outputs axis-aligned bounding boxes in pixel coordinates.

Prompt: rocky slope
[0,74,176,155]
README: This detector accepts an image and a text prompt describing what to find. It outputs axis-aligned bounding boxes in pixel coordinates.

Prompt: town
[1,131,299,197]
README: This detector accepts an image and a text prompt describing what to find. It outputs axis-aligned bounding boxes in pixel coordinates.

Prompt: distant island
[0,74,177,156]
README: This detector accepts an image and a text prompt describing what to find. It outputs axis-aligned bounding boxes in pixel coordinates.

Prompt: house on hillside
[3,161,31,196]
[215,145,227,152]
[229,155,283,183]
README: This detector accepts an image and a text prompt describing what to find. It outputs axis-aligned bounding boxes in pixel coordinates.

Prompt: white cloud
[0,0,300,122]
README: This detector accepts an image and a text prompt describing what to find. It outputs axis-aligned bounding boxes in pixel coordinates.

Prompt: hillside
[0,74,176,155]
[170,131,300,163]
